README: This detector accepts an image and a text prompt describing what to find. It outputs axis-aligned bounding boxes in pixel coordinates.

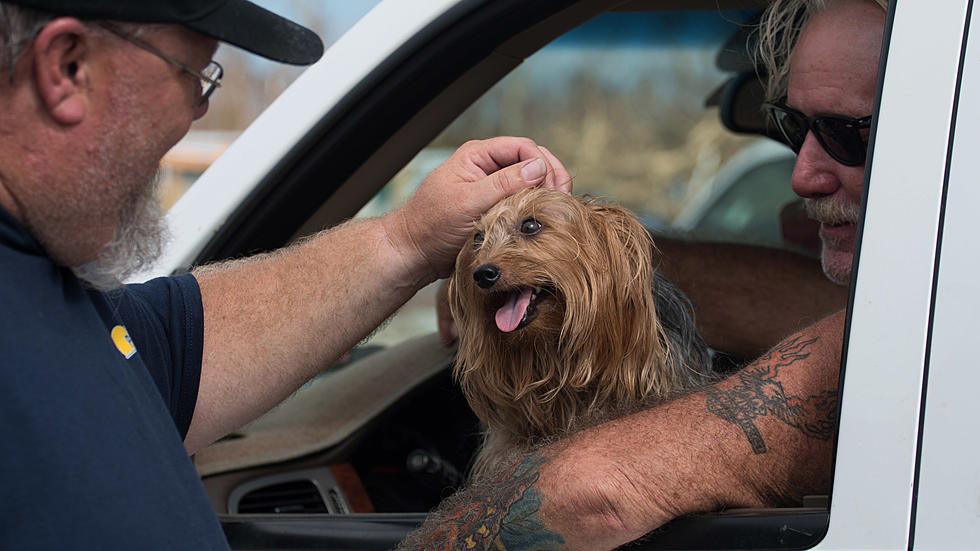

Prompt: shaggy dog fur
[449,187,714,478]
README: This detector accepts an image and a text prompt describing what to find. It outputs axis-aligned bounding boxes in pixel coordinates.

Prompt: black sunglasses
[764,102,872,167]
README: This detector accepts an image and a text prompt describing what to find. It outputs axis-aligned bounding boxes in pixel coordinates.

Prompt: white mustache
[803,197,861,226]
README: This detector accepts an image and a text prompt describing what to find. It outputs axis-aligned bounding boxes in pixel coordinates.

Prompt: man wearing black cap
[0,1,570,547]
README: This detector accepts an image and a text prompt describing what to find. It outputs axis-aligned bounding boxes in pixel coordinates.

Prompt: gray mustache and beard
[803,196,861,227]
[70,170,168,292]
[803,196,861,286]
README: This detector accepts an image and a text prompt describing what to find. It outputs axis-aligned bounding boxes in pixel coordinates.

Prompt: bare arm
[400,311,844,551]
[182,137,570,453]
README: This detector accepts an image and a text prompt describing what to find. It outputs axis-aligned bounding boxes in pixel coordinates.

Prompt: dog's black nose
[473,264,501,289]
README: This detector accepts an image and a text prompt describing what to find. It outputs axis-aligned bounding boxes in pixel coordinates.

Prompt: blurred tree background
[428,11,761,223]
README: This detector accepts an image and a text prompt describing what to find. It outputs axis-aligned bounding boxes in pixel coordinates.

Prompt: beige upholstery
[194,333,455,477]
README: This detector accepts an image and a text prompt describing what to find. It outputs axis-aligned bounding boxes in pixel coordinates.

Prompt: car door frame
[909,0,980,548]
[819,0,971,549]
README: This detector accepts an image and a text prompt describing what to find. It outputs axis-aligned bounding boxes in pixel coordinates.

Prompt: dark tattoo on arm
[407,455,566,551]
[704,336,838,454]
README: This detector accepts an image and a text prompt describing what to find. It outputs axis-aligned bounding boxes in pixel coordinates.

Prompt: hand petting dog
[386,138,571,283]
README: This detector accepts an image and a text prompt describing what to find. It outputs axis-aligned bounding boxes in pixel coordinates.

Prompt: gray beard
[803,197,860,286]
[70,170,168,292]
[803,196,861,226]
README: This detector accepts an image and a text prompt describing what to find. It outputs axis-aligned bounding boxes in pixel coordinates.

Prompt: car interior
[190,0,840,548]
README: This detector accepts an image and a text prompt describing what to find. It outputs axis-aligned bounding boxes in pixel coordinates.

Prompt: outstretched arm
[183,138,570,454]
[400,311,844,551]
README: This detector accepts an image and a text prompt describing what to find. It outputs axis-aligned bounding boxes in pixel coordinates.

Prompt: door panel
[819,0,969,548]
[913,2,980,548]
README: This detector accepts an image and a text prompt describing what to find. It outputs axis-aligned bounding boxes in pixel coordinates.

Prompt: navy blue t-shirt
[0,208,228,549]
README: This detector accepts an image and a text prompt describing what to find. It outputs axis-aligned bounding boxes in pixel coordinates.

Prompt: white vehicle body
[137,0,980,548]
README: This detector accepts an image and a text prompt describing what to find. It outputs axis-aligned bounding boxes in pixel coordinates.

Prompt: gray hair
[756,0,888,103]
[0,2,147,80]
[0,3,56,77]
[70,170,168,292]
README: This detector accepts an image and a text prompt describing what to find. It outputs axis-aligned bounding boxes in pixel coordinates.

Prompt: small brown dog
[449,187,713,478]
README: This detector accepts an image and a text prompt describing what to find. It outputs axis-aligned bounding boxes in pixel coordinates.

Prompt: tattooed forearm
[399,455,566,551]
[704,335,838,454]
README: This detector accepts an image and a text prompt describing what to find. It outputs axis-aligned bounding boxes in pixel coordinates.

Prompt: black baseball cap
[7,0,324,65]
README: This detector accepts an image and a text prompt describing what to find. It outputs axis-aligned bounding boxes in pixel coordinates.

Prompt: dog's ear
[584,201,656,295]
[580,199,670,397]
[447,243,473,343]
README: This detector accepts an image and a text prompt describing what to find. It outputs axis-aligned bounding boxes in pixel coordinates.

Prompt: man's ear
[31,18,93,126]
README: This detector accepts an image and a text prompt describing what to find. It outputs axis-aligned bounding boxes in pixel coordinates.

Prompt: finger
[538,146,573,194]
[462,157,547,221]
[506,157,548,193]
[481,139,570,193]
[471,137,543,176]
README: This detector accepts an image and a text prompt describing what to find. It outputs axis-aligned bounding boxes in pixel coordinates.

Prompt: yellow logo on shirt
[110,325,136,359]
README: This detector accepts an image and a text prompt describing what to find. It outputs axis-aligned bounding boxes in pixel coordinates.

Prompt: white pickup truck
[139,0,980,548]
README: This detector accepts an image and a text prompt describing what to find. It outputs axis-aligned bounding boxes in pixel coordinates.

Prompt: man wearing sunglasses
[409,1,887,550]
[761,0,882,287]
[0,0,570,548]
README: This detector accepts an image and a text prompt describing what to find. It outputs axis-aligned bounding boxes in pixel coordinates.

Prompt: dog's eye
[520,218,542,235]
[473,231,485,247]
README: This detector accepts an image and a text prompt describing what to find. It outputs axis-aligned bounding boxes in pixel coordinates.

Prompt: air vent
[237,480,327,514]
[227,467,352,515]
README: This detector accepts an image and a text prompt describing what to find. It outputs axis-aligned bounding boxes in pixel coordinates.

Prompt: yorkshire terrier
[449,187,713,478]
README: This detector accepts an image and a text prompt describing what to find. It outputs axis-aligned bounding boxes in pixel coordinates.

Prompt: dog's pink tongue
[495,287,533,332]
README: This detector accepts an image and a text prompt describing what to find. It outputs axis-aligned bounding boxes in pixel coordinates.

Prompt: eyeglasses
[98,23,222,106]
[764,102,872,167]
